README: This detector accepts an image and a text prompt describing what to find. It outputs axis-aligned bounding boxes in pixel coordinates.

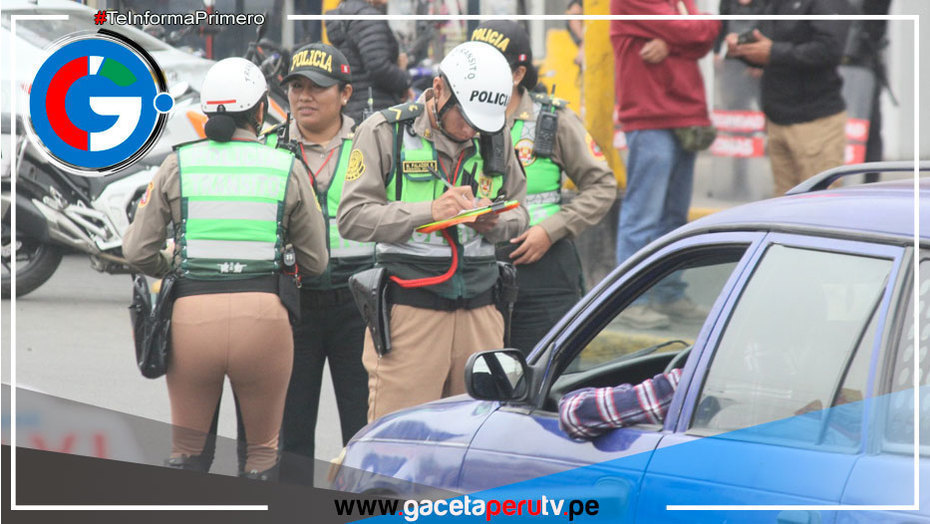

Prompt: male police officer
[471,21,617,355]
[264,43,373,484]
[337,41,528,420]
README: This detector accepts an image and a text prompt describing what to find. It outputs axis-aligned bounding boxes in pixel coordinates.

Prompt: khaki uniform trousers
[362,303,504,421]
[767,110,847,196]
[168,292,293,472]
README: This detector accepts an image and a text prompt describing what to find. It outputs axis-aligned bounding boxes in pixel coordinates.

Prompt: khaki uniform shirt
[123,129,329,277]
[508,88,617,242]
[289,115,356,193]
[337,89,528,245]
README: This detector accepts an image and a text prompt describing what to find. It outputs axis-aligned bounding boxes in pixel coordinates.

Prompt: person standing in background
[610,0,720,329]
[726,0,853,195]
[325,0,411,126]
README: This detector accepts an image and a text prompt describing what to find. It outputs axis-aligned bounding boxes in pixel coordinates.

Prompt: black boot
[164,454,210,472]
[239,462,279,482]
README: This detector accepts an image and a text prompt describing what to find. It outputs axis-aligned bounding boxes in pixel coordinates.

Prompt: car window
[2,9,171,53]
[563,247,746,376]
[883,258,929,455]
[691,244,893,448]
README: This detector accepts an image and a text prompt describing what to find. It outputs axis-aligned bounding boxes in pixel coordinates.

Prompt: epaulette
[261,122,285,137]
[380,102,425,124]
[529,91,568,109]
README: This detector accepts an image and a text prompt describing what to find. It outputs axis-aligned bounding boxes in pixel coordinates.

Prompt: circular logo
[27,31,173,176]
[515,137,536,167]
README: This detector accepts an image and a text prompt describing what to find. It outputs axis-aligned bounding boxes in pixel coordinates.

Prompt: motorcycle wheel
[1,220,63,298]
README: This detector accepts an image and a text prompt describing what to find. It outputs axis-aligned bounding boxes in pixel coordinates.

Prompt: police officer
[471,21,617,355]
[263,43,373,484]
[337,41,528,421]
[123,58,328,479]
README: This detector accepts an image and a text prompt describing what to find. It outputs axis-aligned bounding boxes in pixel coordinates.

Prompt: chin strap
[434,84,472,144]
[389,229,458,288]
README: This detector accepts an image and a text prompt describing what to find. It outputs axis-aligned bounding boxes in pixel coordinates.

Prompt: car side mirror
[465,349,529,402]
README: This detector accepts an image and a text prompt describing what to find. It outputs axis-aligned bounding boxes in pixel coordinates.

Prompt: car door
[635,233,907,523]
[457,232,765,520]
[838,253,930,522]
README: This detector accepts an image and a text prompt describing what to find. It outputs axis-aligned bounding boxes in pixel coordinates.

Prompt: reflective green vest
[176,140,292,280]
[381,114,505,300]
[511,95,563,226]
[264,131,376,290]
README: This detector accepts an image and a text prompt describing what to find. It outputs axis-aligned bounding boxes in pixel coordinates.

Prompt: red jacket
[610,0,720,131]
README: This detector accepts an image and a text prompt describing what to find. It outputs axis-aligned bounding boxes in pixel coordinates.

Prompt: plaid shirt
[558,369,683,439]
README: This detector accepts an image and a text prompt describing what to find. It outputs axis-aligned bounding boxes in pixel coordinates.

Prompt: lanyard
[298,142,336,188]
[437,150,467,186]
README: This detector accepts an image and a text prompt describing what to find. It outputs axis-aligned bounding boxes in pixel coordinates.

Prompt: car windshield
[2,8,171,53]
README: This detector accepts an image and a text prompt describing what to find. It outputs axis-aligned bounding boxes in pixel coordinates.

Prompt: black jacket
[326,0,410,125]
[756,0,853,125]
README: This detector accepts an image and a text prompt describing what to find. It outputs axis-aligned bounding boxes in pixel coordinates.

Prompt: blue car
[333,163,929,522]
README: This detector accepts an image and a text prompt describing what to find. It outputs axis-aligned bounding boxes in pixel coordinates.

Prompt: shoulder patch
[381,102,424,124]
[138,181,154,208]
[529,91,567,109]
[585,132,605,160]
[345,149,365,182]
[261,123,284,137]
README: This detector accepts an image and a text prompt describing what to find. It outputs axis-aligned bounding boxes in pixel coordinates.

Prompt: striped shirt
[558,368,683,440]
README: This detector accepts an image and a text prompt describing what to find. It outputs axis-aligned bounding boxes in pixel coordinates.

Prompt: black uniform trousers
[279,287,369,485]
[504,238,585,356]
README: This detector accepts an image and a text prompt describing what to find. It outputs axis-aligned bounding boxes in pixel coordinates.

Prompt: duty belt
[301,286,355,307]
[388,284,495,311]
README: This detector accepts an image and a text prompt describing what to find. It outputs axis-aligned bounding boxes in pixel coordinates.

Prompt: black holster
[494,261,519,348]
[277,273,301,325]
[348,267,392,356]
[278,245,301,325]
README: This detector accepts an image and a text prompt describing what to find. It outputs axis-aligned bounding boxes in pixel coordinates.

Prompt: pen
[427,166,475,206]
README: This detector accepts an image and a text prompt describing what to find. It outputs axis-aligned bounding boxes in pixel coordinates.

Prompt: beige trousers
[767,110,847,196]
[362,304,504,421]
[167,292,293,472]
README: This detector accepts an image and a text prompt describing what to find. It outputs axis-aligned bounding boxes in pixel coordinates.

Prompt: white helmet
[200,57,267,114]
[438,41,512,134]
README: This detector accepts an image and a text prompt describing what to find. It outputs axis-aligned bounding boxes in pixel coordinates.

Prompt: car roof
[682,178,930,244]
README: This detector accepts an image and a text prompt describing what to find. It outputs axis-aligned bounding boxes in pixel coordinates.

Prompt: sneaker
[617,305,671,329]
[651,297,709,321]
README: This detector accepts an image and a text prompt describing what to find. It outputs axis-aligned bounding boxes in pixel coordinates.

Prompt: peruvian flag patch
[341,64,351,74]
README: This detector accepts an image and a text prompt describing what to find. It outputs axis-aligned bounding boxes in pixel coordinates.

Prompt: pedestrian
[726,0,853,195]
[470,21,617,355]
[263,43,373,485]
[337,41,528,421]
[123,57,329,480]
[324,0,411,125]
[610,0,720,329]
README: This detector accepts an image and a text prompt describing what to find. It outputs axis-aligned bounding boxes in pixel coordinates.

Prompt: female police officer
[123,57,328,479]
[264,43,374,484]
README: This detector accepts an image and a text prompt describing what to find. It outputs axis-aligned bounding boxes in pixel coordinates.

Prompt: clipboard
[415,200,520,234]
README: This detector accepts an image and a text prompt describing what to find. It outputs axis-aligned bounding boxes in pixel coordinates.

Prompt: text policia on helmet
[438,41,512,133]
[469,90,508,105]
